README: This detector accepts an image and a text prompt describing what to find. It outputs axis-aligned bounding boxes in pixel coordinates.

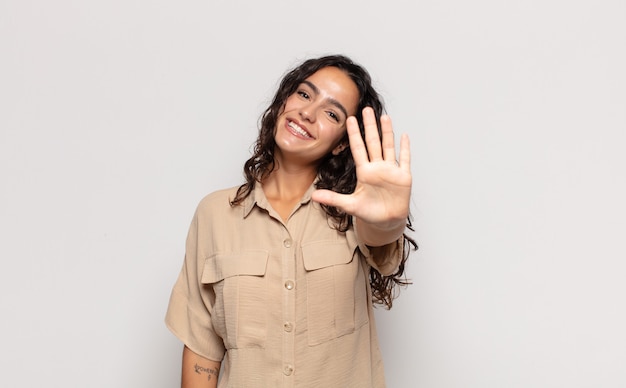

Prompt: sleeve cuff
[165,288,225,362]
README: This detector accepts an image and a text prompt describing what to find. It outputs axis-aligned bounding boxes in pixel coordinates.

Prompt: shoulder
[196,186,240,214]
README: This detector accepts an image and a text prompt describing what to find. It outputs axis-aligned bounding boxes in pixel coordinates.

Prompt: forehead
[304,67,359,115]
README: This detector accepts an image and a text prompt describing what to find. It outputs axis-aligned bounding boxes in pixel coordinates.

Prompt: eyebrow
[302,80,349,119]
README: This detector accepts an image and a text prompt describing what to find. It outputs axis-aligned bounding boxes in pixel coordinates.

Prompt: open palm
[312,107,412,230]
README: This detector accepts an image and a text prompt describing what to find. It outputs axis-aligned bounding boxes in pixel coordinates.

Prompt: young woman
[165,54,417,387]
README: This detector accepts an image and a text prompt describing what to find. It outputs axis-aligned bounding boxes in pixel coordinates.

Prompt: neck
[263,162,317,202]
[262,149,319,200]
[262,155,318,222]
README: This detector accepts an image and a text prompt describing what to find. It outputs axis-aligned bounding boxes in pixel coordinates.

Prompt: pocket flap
[201,250,269,283]
[302,241,354,271]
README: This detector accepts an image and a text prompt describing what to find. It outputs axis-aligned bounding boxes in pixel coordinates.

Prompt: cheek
[282,95,299,112]
[328,126,347,144]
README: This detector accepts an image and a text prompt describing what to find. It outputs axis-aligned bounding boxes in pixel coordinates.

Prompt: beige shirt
[165,183,403,387]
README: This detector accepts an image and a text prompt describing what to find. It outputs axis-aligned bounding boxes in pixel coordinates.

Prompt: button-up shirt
[165,183,403,387]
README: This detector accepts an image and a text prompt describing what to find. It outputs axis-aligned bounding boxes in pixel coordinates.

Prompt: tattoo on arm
[194,363,219,381]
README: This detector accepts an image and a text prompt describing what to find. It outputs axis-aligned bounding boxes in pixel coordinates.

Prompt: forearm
[181,345,221,388]
[355,216,406,247]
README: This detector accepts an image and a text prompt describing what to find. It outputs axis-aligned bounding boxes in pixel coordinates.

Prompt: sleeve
[351,217,405,276]
[164,208,226,362]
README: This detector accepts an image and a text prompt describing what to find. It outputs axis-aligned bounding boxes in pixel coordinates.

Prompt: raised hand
[312,107,412,239]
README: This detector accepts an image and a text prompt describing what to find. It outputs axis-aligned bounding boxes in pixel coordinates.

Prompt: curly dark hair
[230,54,418,308]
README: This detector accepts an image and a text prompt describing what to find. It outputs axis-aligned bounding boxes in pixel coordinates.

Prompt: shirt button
[283,322,293,332]
[284,280,295,290]
[283,364,294,376]
[283,238,292,248]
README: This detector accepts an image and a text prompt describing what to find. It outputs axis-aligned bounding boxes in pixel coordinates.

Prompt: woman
[165,54,417,387]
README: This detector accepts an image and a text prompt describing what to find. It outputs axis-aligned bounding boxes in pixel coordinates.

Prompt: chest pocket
[201,250,269,349]
[302,241,369,346]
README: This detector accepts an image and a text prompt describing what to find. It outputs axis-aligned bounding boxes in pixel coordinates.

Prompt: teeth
[288,121,311,138]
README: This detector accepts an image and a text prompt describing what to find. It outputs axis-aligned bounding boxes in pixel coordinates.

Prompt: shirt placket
[280,222,296,386]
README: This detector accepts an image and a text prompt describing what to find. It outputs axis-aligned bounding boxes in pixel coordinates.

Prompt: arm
[312,107,412,247]
[181,345,221,388]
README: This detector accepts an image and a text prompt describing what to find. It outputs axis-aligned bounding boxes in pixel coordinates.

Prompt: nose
[299,103,317,123]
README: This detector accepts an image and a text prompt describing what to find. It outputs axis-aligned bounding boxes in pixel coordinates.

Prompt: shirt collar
[241,180,316,218]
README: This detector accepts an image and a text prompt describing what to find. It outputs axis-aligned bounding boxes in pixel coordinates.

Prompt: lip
[285,118,314,139]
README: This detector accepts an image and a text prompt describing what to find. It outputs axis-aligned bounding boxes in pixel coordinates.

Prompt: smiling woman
[165,54,418,388]
[273,67,359,173]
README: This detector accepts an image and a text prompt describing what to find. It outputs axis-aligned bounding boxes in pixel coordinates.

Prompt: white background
[1,0,625,387]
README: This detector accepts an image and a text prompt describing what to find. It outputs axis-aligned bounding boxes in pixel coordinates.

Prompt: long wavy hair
[230,54,418,308]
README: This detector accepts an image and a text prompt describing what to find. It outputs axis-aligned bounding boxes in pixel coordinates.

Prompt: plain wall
[1,0,625,387]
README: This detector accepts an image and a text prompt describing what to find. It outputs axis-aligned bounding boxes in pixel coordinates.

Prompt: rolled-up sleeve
[350,218,405,276]
[165,210,226,362]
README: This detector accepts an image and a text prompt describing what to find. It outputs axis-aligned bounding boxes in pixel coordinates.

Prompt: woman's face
[274,66,359,166]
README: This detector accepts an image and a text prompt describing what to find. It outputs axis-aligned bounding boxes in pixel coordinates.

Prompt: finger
[346,116,368,167]
[398,133,411,172]
[380,115,396,162]
[362,107,383,162]
[311,189,356,215]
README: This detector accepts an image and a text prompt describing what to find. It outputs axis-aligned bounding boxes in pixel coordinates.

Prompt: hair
[230,54,418,308]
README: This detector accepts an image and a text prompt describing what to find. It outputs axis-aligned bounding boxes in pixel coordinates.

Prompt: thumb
[311,189,354,213]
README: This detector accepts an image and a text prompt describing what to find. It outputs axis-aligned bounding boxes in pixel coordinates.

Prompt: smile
[288,121,313,139]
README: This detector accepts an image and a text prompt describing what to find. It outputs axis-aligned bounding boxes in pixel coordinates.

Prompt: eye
[297,90,310,99]
[327,111,340,122]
